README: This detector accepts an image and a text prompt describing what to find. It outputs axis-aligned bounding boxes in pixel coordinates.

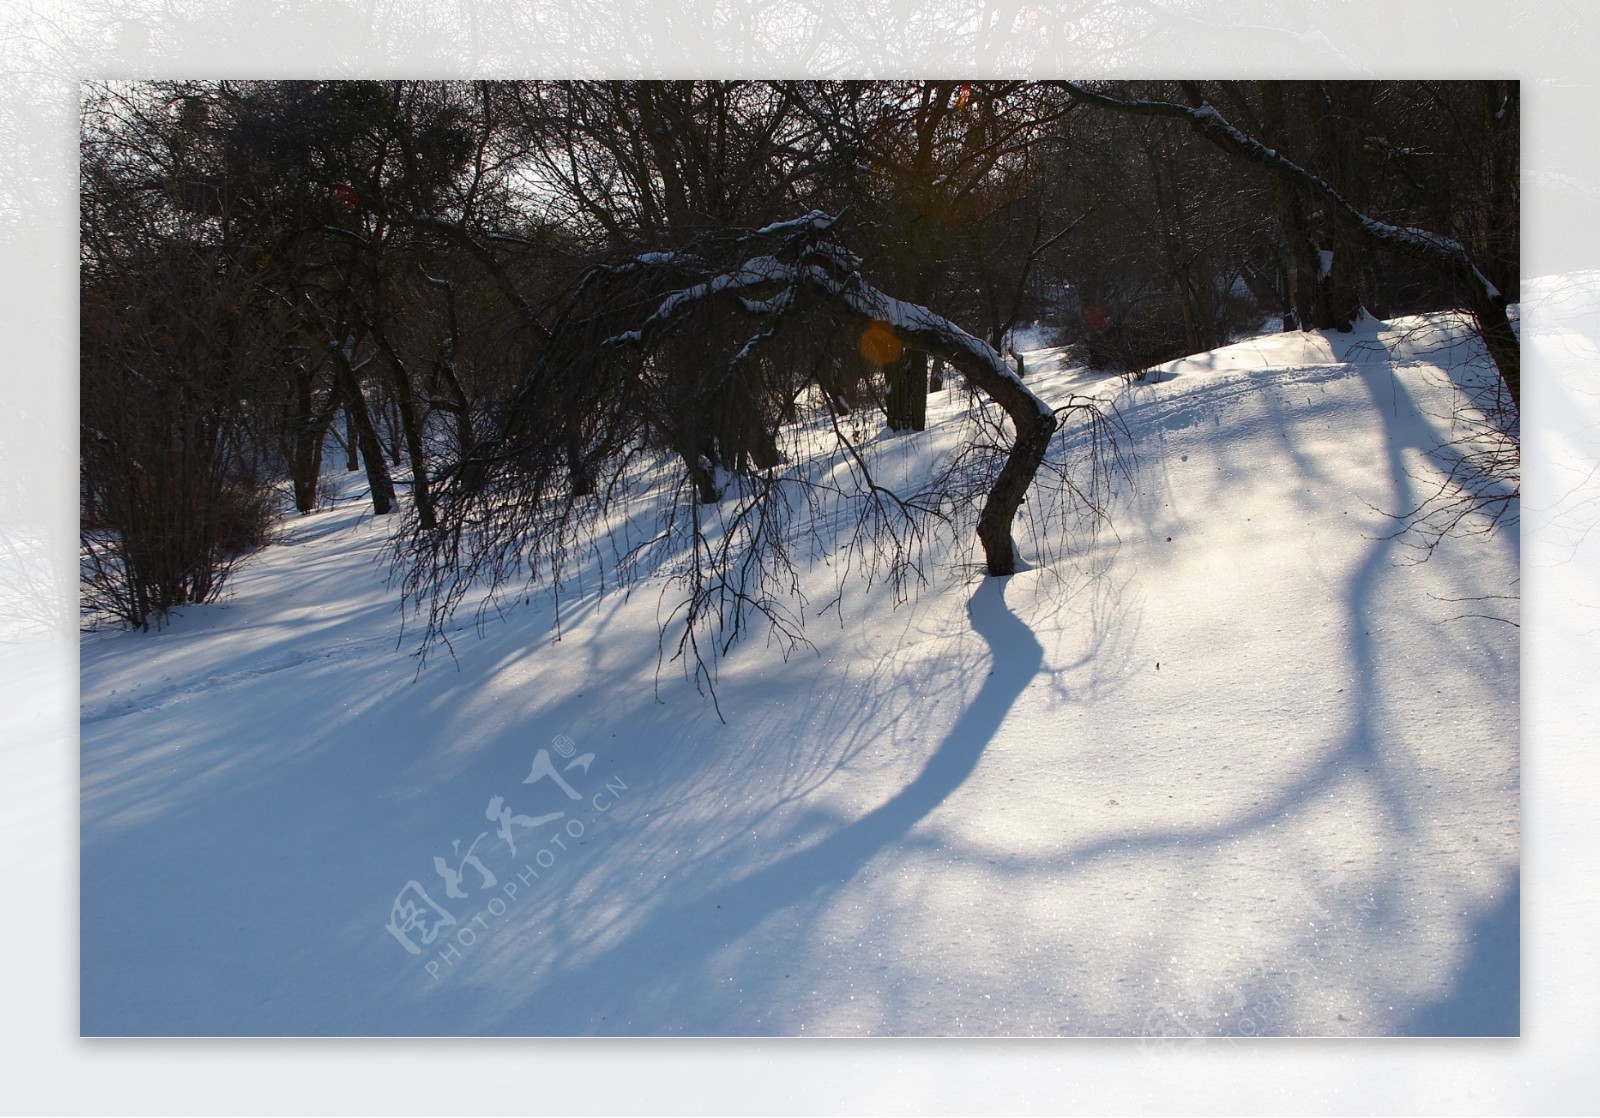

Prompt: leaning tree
[396,212,1122,699]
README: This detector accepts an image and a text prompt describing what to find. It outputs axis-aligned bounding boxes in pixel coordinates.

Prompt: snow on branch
[1058,82,1505,309]
[1058,81,1518,407]
[577,221,1064,576]
[599,254,793,349]
[792,261,1055,422]
[752,210,836,237]
[600,228,1055,426]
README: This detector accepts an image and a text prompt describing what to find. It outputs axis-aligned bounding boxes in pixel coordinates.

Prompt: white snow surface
[79,311,1518,1036]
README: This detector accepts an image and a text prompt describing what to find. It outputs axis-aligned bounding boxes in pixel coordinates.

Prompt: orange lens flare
[858,321,903,365]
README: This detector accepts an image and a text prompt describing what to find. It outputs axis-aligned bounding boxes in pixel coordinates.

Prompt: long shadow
[875,347,1518,1036]
[489,574,1044,1033]
[988,356,1431,877]
[1335,356,1425,831]
[443,338,1515,1036]
[1398,869,1520,1036]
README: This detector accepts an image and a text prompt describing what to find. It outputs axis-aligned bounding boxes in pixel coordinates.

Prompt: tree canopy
[80,80,1518,677]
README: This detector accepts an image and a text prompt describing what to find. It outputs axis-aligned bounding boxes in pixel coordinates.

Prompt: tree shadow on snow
[1397,869,1519,1037]
[478,574,1042,1034]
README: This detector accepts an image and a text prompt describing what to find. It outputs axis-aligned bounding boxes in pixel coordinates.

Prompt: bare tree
[396,213,1122,703]
[1059,80,1521,411]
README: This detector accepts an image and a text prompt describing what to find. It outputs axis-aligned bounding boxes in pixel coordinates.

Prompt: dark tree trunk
[369,326,436,530]
[1478,81,1520,306]
[685,450,720,504]
[345,408,360,471]
[1260,83,1345,331]
[432,348,475,455]
[1468,285,1521,411]
[602,233,1068,576]
[1280,187,1321,330]
[1063,81,1521,410]
[1312,83,1368,331]
[280,365,326,514]
[884,350,929,431]
[330,344,396,515]
[565,418,596,498]
[825,306,1054,575]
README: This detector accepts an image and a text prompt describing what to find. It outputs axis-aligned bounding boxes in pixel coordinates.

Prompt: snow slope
[79,311,1518,1036]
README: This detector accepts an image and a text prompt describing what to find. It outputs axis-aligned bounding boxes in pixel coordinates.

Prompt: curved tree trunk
[597,221,1064,575]
[793,275,1059,575]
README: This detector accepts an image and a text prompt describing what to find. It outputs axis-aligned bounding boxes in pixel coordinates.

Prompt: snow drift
[80,310,1518,1036]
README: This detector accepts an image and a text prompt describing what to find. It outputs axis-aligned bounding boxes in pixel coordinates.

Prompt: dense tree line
[80,80,1516,653]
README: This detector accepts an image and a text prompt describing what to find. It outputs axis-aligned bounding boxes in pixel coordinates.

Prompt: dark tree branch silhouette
[1059,80,1521,411]
[396,212,1121,703]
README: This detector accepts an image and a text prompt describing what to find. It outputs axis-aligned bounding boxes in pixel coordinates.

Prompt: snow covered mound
[80,311,1518,1036]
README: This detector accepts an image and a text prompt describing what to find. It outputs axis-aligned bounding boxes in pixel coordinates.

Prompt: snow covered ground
[79,310,1519,1037]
